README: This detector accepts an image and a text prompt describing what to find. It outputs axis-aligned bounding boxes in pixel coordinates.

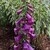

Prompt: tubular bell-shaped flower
[14,44,22,50]
[23,42,34,50]
[14,27,20,35]
[22,24,31,31]
[29,28,34,33]
[14,34,22,44]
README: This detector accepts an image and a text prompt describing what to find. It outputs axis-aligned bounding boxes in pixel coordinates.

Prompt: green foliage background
[0,0,50,36]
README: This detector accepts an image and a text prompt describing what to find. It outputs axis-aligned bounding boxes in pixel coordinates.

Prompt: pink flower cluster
[14,3,36,50]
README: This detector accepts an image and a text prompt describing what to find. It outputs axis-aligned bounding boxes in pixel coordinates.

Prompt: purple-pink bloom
[26,34,30,43]
[23,42,34,50]
[14,3,36,50]
[27,17,35,24]
[15,17,24,26]
[14,27,20,35]
[29,28,34,33]
[29,32,36,38]
[22,24,31,31]
[14,28,17,34]
[26,13,35,24]
[14,34,22,43]
[14,44,21,50]
[14,45,18,50]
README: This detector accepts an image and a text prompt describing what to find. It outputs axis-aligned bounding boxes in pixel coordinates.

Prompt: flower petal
[29,33,36,38]
[22,24,31,31]
[27,18,35,24]
[14,28,20,35]
[23,42,34,50]
[29,28,34,33]
[15,17,24,26]
[26,13,32,19]
[14,44,22,50]
[14,45,18,50]
[14,34,22,43]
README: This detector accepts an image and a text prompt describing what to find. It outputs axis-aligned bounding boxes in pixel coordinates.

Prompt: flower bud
[26,13,32,19]
[27,10,32,16]
[28,7,33,12]
[17,9,22,15]
[15,17,24,26]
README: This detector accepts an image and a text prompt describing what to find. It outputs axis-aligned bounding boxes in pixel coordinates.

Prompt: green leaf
[47,24,50,37]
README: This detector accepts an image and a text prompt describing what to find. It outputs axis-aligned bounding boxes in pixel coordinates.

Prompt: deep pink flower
[14,3,36,50]
[29,32,36,38]
[15,17,24,27]
[14,27,20,35]
[29,28,34,33]
[22,24,31,31]
[14,44,22,50]
[14,28,17,34]
[14,45,18,50]
[23,42,34,50]
[27,17,35,25]
[14,34,22,43]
